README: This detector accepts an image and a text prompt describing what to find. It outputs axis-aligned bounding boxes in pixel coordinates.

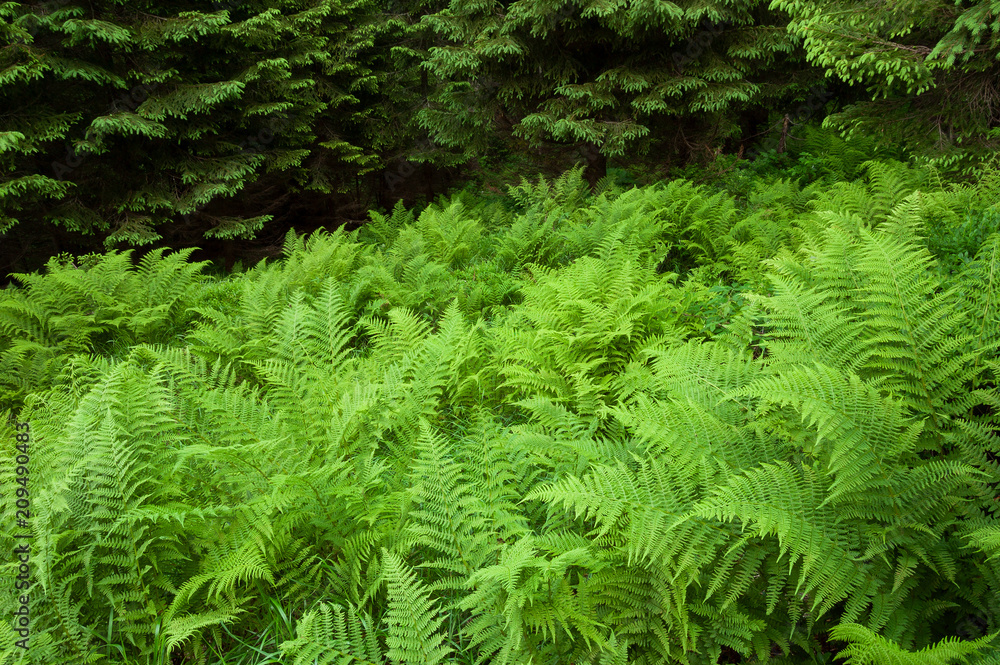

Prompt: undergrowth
[1,161,998,665]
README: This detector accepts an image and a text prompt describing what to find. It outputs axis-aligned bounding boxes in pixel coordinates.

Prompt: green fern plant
[494,252,688,426]
[523,204,1000,663]
[3,164,998,665]
[380,549,452,665]
[0,248,207,409]
[830,623,999,665]
[277,602,383,665]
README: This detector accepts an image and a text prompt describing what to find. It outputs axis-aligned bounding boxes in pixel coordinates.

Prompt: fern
[830,623,999,665]
[380,549,452,665]
[404,426,496,591]
[414,200,486,269]
[278,602,383,665]
[506,165,591,216]
[4,165,999,664]
[0,249,207,408]
[359,199,416,248]
[495,252,687,424]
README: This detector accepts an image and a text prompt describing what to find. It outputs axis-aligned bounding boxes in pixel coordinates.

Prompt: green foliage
[740,125,890,188]
[380,549,452,664]
[6,0,1000,262]
[927,208,1000,276]
[1,163,998,665]
[773,0,1000,170]
[277,602,383,665]
[0,248,208,411]
[830,623,999,665]
[0,0,387,245]
[416,0,803,169]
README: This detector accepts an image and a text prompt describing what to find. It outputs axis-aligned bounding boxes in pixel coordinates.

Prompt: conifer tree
[773,0,1000,170]
[364,0,461,206]
[416,0,806,187]
[0,0,385,247]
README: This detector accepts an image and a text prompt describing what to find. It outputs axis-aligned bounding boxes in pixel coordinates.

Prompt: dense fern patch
[1,163,998,664]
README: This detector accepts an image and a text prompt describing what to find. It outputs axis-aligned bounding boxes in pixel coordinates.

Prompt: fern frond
[830,622,999,665]
[687,462,866,616]
[278,602,383,665]
[853,226,977,421]
[380,549,452,665]
[405,426,495,590]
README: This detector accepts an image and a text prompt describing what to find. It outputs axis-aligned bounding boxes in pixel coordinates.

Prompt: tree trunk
[777,114,791,154]
[584,144,607,192]
[424,161,434,201]
[223,239,235,273]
